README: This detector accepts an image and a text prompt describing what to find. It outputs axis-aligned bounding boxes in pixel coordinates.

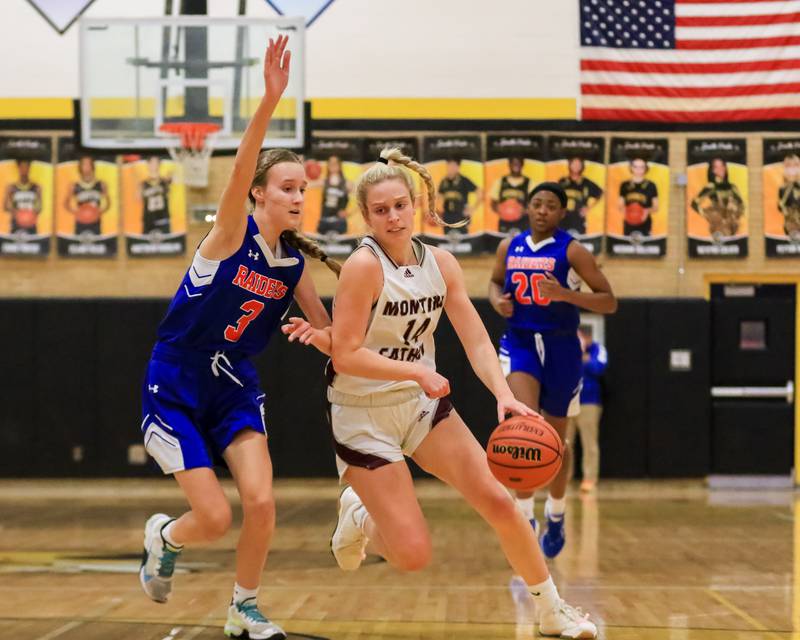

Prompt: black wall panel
[0,297,748,479]
[33,301,98,477]
[0,301,37,476]
[601,300,649,477]
[646,300,710,477]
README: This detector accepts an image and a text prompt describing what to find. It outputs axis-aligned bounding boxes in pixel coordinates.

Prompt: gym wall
[0,297,710,478]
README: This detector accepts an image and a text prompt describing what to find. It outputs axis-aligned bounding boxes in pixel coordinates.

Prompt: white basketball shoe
[538,598,598,638]
[330,485,368,571]
[139,513,181,603]
[224,597,286,640]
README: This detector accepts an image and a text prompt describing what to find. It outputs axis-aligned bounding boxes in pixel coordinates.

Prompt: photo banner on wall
[55,139,119,257]
[763,139,800,257]
[421,135,484,256]
[686,139,748,258]
[484,135,545,251]
[303,137,364,256]
[121,154,186,257]
[546,136,605,255]
[606,138,669,258]
[0,136,53,257]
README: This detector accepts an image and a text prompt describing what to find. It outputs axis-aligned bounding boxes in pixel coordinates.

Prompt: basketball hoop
[159,122,221,188]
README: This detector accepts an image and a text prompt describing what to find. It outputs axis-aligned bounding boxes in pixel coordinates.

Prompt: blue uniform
[579,342,607,405]
[498,229,582,417]
[142,216,304,473]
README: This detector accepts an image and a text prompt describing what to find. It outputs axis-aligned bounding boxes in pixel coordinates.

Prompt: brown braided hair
[249,148,341,276]
[355,147,467,228]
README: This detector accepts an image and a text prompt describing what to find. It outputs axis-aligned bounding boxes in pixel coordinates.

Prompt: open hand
[281,317,331,355]
[496,393,539,424]
[264,35,291,100]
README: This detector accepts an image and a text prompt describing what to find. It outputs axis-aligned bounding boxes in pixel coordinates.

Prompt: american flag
[580,0,800,122]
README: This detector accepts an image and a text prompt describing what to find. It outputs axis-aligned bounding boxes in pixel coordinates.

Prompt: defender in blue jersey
[138,37,338,640]
[489,182,616,560]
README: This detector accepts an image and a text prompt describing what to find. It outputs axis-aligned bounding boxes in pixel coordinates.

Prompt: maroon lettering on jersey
[231,266,288,300]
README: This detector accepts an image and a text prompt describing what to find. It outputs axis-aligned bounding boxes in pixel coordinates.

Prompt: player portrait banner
[421,135,484,256]
[763,139,800,258]
[303,137,364,256]
[546,136,606,255]
[55,139,119,257]
[121,154,186,257]
[686,139,748,258]
[0,136,53,257]
[484,135,545,250]
[606,138,669,258]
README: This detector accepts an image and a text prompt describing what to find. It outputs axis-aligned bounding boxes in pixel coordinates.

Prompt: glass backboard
[80,17,304,150]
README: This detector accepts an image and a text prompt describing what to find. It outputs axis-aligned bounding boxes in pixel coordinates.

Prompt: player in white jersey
[283,147,598,638]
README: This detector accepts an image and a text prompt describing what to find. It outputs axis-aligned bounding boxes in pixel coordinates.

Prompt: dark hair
[248,148,341,277]
[707,157,728,183]
[528,181,568,208]
[446,156,462,165]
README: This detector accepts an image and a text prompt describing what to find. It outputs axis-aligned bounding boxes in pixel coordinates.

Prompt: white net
[163,125,218,189]
[167,144,214,189]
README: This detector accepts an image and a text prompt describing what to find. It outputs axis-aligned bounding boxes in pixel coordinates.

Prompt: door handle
[711,381,794,403]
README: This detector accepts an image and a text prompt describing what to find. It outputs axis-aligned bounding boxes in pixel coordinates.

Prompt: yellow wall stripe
[0,97,576,121]
[0,98,73,119]
[312,98,577,120]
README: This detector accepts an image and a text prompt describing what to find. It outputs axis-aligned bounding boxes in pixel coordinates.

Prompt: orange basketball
[76,203,100,224]
[304,159,322,180]
[498,198,524,222]
[624,202,647,225]
[486,415,563,491]
[14,209,36,229]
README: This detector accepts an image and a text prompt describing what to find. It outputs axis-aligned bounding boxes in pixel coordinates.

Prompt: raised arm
[200,36,291,261]
[435,247,535,422]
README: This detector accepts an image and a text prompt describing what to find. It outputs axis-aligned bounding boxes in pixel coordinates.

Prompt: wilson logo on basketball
[491,444,542,462]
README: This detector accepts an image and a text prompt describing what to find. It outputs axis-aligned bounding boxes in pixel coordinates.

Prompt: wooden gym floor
[0,478,797,639]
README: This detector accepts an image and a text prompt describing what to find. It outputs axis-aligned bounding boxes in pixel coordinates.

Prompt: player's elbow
[330,347,354,375]
[606,295,618,314]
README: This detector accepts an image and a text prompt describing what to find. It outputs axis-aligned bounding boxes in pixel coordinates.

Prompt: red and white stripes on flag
[580,0,800,122]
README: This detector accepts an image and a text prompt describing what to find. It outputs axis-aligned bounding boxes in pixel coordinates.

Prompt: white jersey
[330,236,447,397]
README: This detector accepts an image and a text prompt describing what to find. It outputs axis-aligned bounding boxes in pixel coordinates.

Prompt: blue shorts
[498,327,582,418]
[141,343,267,474]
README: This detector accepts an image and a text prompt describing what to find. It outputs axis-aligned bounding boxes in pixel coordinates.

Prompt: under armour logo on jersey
[514,245,525,253]
[417,410,430,422]
[148,384,159,394]
[403,268,414,278]
[248,250,260,261]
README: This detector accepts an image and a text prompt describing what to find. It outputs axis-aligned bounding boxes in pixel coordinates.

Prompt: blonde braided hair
[249,148,341,276]
[355,147,467,228]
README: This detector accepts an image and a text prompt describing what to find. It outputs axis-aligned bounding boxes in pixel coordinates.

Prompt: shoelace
[239,600,270,624]
[557,600,589,621]
[158,547,180,577]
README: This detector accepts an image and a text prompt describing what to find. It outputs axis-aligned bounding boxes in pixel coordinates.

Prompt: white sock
[233,583,259,605]
[546,496,566,519]
[515,496,535,520]
[160,520,183,549]
[529,576,560,610]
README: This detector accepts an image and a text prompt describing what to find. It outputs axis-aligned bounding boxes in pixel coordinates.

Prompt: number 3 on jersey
[511,272,551,306]
[225,300,265,342]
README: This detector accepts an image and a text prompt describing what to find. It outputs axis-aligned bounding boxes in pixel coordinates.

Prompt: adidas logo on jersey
[417,410,430,422]
[403,268,414,278]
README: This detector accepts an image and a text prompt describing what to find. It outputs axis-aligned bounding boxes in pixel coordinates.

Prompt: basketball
[486,414,563,491]
[304,159,322,180]
[624,202,647,225]
[498,198,524,222]
[76,203,100,224]
[14,208,36,229]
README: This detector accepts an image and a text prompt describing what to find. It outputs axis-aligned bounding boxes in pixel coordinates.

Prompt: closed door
[710,284,795,475]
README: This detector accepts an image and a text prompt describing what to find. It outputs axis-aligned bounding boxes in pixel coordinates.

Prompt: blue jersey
[504,229,580,333]
[156,216,304,356]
